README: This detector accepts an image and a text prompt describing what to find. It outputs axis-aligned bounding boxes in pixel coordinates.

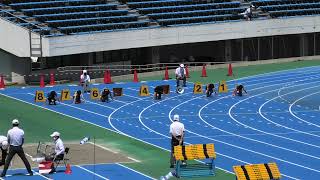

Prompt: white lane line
[127,157,140,163]
[76,165,109,180]
[116,163,156,180]
[259,84,320,137]
[229,79,320,149]
[289,91,320,127]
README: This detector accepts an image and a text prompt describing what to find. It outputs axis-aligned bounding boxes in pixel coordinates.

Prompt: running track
[1,66,320,180]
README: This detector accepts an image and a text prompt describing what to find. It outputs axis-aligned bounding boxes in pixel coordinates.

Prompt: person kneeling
[47,91,58,105]
[206,83,216,97]
[100,89,113,102]
[154,86,164,100]
[73,90,85,104]
[233,84,247,97]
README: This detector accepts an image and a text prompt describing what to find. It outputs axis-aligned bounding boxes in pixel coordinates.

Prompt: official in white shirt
[0,136,8,166]
[80,70,91,93]
[169,114,185,168]
[48,132,65,161]
[175,64,186,87]
[1,119,33,177]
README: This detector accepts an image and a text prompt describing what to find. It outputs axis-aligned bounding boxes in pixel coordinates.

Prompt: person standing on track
[80,70,91,93]
[1,119,33,177]
[169,114,185,168]
[0,136,8,166]
[175,64,186,87]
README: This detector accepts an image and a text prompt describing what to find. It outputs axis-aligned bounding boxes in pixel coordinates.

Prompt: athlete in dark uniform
[47,91,58,105]
[233,84,247,96]
[154,86,164,100]
[73,90,84,104]
[206,83,216,97]
[100,89,113,102]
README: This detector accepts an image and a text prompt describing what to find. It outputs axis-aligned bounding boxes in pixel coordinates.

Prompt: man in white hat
[175,64,186,87]
[49,131,65,162]
[80,70,91,93]
[169,114,185,168]
[0,135,8,166]
[1,119,33,177]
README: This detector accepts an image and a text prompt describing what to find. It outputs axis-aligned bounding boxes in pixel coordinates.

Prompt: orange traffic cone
[0,75,5,89]
[227,63,233,76]
[49,72,55,86]
[40,74,45,88]
[201,64,207,77]
[65,164,72,174]
[164,66,169,80]
[185,65,190,78]
[133,68,139,82]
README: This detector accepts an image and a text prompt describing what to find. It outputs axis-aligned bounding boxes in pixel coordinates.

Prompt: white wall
[0,18,30,57]
[43,16,320,57]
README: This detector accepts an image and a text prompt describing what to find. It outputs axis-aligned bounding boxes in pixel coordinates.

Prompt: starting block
[60,89,71,101]
[113,88,123,97]
[233,162,281,180]
[139,85,150,96]
[90,88,100,100]
[218,80,228,93]
[193,82,203,94]
[35,90,46,102]
[162,85,170,94]
[174,144,216,178]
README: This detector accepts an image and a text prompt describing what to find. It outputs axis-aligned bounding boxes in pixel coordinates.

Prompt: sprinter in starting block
[233,84,247,97]
[73,90,85,104]
[47,91,58,105]
[100,88,113,102]
[154,86,164,100]
[206,84,217,97]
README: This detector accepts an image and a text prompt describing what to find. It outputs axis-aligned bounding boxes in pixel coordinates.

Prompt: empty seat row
[269,8,320,18]
[157,14,242,26]
[21,4,118,16]
[58,21,149,34]
[46,15,138,27]
[148,8,244,19]
[34,10,128,21]
[9,0,108,10]
[251,0,319,7]
[261,2,320,12]
[137,1,240,14]
[128,0,235,9]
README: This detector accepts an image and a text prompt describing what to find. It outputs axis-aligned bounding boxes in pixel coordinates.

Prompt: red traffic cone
[104,70,112,84]
[65,164,72,174]
[49,72,55,86]
[133,68,139,82]
[40,74,45,88]
[185,65,190,78]
[201,64,207,77]
[0,75,5,89]
[227,63,233,76]
[164,66,169,80]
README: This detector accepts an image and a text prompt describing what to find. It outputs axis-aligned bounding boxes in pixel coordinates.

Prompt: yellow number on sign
[218,81,228,93]
[193,82,203,94]
[139,85,150,96]
[60,89,71,101]
[90,88,100,100]
[35,90,46,102]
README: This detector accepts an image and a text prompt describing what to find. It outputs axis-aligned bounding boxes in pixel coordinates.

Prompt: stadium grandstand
[1,0,320,83]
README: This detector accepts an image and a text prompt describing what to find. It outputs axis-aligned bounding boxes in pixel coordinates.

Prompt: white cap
[83,70,87,74]
[12,119,19,125]
[173,114,180,121]
[50,132,60,137]
[1,141,8,150]
[180,64,184,68]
